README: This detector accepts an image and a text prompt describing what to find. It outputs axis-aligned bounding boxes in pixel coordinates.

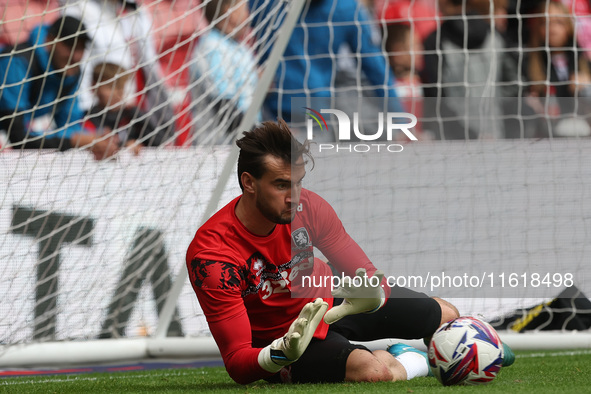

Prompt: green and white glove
[324,268,385,325]
[258,298,329,373]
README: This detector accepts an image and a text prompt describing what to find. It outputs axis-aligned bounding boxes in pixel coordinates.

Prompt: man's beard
[255,195,295,225]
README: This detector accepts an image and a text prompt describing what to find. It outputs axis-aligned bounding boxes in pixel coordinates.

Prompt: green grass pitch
[1,350,590,393]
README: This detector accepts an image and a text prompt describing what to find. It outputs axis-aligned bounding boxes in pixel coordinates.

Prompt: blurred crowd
[380,0,591,139]
[1,0,590,159]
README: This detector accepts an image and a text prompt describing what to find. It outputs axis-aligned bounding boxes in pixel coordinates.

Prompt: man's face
[252,155,306,225]
[544,3,571,49]
[95,81,126,110]
[50,39,86,77]
[220,2,250,40]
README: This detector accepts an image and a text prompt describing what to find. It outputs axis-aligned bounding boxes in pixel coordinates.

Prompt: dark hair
[47,15,89,48]
[385,23,411,50]
[204,0,236,24]
[236,119,312,191]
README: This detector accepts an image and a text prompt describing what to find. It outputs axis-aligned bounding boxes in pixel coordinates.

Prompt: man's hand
[323,268,385,325]
[258,298,328,373]
[70,132,119,160]
[90,136,119,160]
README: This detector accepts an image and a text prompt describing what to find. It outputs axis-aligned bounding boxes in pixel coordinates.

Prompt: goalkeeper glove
[323,268,385,325]
[258,298,329,373]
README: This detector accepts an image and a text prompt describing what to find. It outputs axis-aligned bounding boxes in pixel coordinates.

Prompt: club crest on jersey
[291,227,311,250]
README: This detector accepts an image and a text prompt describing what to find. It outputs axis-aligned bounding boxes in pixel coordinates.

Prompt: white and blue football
[428,316,504,386]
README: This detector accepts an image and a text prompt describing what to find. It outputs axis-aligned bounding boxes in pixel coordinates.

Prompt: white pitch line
[0,370,196,386]
[517,349,591,358]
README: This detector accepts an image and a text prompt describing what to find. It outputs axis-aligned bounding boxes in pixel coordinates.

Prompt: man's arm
[2,111,118,158]
[194,287,273,384]
[0,56,41,146]
[310,192,387,286]
[52,83,88,139]
[188,257,271,384]
[188,258,327,384]
[305,191,391,323]
[1,112,72,150]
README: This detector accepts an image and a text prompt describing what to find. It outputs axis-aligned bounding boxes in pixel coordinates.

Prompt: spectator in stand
[188,0,259,144]
[526,1,591,98]
[249,0,403,134]
[560,0,591,59]
[420,0,520,139]
[385,21,427,137]
[381,0,438,42]
[60,0,175,142]
[85,62,166,155]
[524,0,591,137]
[469,0,510,33]
[510,0,591,59]
[0,15,119,159]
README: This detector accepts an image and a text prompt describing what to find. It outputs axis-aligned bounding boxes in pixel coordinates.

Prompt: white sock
[395,352,430,380]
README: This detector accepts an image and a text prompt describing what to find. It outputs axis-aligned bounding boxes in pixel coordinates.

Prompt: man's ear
[241,172,256,194]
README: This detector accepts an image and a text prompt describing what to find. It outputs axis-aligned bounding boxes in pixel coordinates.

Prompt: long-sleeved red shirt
[186,189,386,384]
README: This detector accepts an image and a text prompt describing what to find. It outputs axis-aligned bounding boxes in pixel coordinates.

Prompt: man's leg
[344,348,406,382]
[275,331,407,383]
[331,287,448,341]
[329,288,458,381]
[419,296,460,346]
[343,347,433,382]
[278,330,434,383]
[433,296,460,326]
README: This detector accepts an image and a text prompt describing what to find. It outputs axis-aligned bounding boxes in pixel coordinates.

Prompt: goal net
[1,0,591,367]
[0,0,306,366]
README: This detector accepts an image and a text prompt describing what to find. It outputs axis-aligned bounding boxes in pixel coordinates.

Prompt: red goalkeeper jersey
[186,188,384,384]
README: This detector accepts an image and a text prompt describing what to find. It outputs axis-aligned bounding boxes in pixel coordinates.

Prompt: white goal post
[1,0,591,369]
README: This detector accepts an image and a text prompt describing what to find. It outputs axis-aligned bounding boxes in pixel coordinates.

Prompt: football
[427,316,504,386]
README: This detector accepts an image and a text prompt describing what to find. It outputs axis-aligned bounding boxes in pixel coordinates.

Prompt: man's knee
[345,349,395,382]
[433,297,460,325]
[344,349,411,382]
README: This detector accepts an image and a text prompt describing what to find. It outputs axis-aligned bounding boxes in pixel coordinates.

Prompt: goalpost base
[498,331,591,350]
[0,337,220,369]
[2,332,591,369]
[360,332,591,352]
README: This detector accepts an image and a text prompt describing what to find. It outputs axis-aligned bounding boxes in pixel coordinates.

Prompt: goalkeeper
[186,120,460,384]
